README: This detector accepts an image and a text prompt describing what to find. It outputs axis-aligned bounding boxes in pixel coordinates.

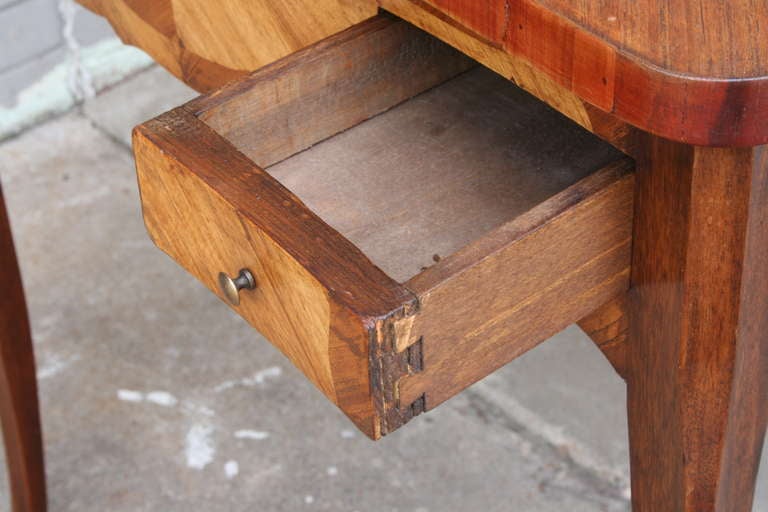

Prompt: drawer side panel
[400,161,635,412]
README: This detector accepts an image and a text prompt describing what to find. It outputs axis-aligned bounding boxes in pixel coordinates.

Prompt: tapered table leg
[628,136,768,512]
[0,184,47,512]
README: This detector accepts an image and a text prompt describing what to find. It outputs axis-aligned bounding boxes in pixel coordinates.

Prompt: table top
[514,0,766,80]
[80,0,768,146]
[424,0,768,146]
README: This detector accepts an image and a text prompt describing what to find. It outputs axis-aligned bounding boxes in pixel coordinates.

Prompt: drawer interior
[265,67,621,283]
[192,24,623,285]
[135,15,633,438]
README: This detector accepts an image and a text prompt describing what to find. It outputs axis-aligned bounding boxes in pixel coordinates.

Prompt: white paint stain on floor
[185,424,215,470]
[116,389,144,403]
[146,391,178,407]
[214,366,282,393]
[116,389,179,407]
[234,430,270,441]
[224,460,239,479]
[115,389,221,472]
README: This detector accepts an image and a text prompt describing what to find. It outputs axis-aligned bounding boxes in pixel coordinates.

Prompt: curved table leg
[628,137,768,512]
[0,184,47,512]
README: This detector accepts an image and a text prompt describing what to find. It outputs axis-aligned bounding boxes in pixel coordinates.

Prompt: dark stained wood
[578,294,629,378]
[628,136,768,512]
[466,0,768,146]
[384,0,768,146]
[0,184,47,512]
[532,0,768,79]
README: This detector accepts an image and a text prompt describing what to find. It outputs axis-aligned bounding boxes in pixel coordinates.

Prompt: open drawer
[133,15,634,439]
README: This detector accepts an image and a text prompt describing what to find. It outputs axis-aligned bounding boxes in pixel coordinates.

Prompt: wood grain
[241,66,625,283]
[378,0,638,155]
[384,0,768,146]
[398,161,634,410]
[136,133,335,398]
[379,0,593,131]
[77,0,246,92]
[134,109,414,438]
[577,294,628,378]
[171,0,377,71]
[628,137,768,512]
[135,16,636,436]
[80,0,768,145]
[77,0,378,92]
[190,16,474,168]
[0,184,47,512]
[132,16,474,438]
[85,3,768,507]
[531,0,768,79]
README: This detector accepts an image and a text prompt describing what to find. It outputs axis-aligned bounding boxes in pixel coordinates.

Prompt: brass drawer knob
[218,268,256,306]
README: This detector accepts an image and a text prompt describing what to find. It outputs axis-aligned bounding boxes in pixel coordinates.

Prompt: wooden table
[2,1,766,511]
[1,184,46,512]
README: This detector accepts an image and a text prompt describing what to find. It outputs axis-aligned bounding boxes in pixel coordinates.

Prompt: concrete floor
[0,65,765,511]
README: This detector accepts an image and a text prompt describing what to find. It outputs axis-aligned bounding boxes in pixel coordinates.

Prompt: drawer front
[137,133,335,399]
[134,16,634,438]
[135,111,414,440]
